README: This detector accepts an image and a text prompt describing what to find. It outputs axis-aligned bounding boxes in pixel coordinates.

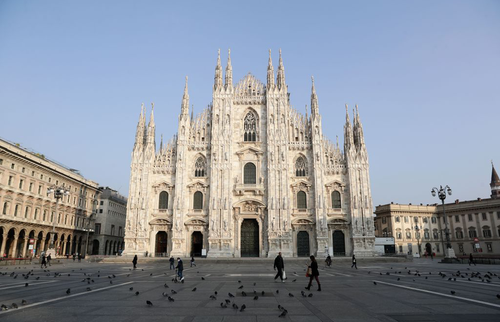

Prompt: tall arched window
[193,191,203,210]
[2,202,8,215]
[159,191,169,209]
[297,191,307,209]
[332,191,341,208]
[244,163,256,184]
[194,157,206,177]
[243,111,257,141]
[295,156,307,176]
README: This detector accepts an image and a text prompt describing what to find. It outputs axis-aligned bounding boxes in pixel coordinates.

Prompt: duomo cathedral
[124,50,376,258]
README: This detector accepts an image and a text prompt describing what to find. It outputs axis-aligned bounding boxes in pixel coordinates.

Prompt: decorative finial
[345,104,348,112]
[151,102,155,111]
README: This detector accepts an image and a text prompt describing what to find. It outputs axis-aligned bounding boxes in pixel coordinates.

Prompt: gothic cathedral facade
[124,50,375,258]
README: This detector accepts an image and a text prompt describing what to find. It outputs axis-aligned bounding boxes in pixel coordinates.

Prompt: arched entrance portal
[333,230,346,256]
[240,219,259,257]
[155,231,168,257]
[297,231,310,257]
[92,240,100,255]
[191,231,203,257]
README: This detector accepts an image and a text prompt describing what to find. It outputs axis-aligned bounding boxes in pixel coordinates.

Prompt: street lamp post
[46,186,69,257]
[431,185,455,260]
[414,224,421,256]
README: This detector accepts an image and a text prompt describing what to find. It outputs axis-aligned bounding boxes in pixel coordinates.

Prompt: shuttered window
[193,191,203,210]
[297,191,307,209]
[159,191,168,209]
[244,163,256,184]
[332,191,341,208]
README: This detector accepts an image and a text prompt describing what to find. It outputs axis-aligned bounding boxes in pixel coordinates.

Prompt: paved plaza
[0,258,499,322]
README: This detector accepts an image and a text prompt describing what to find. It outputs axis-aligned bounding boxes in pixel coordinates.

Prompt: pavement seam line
[0,280,58,291]
[0,281,134,315]
[373,280,500,309]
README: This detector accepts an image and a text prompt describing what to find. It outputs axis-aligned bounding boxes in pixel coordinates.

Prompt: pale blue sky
[0,1,498,207]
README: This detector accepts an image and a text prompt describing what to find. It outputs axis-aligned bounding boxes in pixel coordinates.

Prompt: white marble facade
[124,50,375,258]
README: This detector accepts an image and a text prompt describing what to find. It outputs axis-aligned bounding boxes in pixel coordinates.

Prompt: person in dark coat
[77,253,81,262]
[73,253,76,261]
[468,253,476,266]
[325,255,332,268]
[305,255,321,291]
[176,258,184,281]
[132,255,138,269]
[169,256,175,270]
[47,253,52,266]
[41,254,47,269]
[274,252,285,282]
[351,254,357,269]
[190,256,196,267]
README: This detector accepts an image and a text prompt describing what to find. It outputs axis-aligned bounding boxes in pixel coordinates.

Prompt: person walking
[190,256,196,267]
[169,256,175,270]
[176,258,184,281]
[41,254,47,269]
[325,255,332,268]
[468,253,476,266]
[73,253,76,261]
[77,253,81,262]
[47,253,52,266]
[274,252,285,283]
[132,255,138,269]
[305,255,321,291]
[351,254,357,269]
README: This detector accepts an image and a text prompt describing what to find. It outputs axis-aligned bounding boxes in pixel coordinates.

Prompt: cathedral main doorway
[333,230,346,256]
[240,219,259,257]
[297,231,310,257]
[191,231,203,257]
[155,231,168,257]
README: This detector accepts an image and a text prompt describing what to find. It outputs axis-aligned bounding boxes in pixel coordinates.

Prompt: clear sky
[0,1,498,207]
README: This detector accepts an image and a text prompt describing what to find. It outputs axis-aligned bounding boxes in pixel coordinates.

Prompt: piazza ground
[0,258,499,322]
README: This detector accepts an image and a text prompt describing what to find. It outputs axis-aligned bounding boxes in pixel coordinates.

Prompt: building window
[482,228,492,238]
[414,217,418,223]
[406,231,411,239]
[332,191,341,209]
[194,157,206,177]
[472,243,478,253]
[486,243,493,252]
[43,210,47,221]
[193,191,203,210]
[34,208,39,220]
[468,229,477,238]
[295,156,307,176]
[455,215,459,223]
[99,209,103,213]
[423,217,428,223]
[396,232,402,239]
[111,225,115,236]
[395,216,400,223]
[382,217,387,224]
[21,167,25,173]
[404,216,408,223]
[100,201,103,205]
[58,213,61,223]
[497,212,500,220]
[424,231,430,239]
[382,228,389,237]
[458,243,464,253]
[482,213,487,221]
[11,163,15,169]
[297,191,307,209]
[243,162,256,184]
[8,176,13,186]
[14,204,19,216]
[398,245,403,253]
[455,230,463,239]
[118,226,122,236]
[31,170,34,176]
[243,111,257,141]
[38,185,42,194]
[431,217,437,224]
[159,191,169,209]
[95,223,101,234]
[2,202,8,215]
[0,159,2,165]
[468,214,473,221]
[433,231,439,239]
[24,206,30,218]
[29,182,33,192]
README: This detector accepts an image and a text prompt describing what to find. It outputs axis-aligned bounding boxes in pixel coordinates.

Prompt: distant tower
[491,162,500,199]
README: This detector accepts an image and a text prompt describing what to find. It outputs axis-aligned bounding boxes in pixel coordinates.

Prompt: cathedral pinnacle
[276,49,286,90]
[181,76,190,116]
[214,49,223,90]
[310,76,319,116]
[267,49,275,88]
[225,49,233,89]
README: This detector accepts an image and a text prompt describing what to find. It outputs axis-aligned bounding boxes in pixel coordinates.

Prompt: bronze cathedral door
[240,219,259,257]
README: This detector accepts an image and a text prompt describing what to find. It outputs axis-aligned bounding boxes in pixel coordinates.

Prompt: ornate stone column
[0,234,8,257]
[21,237,28,257]
[11,236,18,257]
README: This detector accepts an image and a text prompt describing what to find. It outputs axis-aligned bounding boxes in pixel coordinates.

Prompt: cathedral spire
[181,76,190,118]
[311,76,319,117]
[276,49,286,90]
[344,104,354,150]
[134,103,146,149]
[353,104,365,148]
[225,49,233,89]
[267,49,275,89]
[214,49,223,90]
[159,134,163,153]
[491,161,500,199]
[147,102,156,145]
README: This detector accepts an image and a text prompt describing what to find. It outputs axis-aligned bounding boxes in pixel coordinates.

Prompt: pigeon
[225,299,231,304]
[162,292,168,297]
[36,277,40,280]
[240,304,246,312]
[130,287,134,291]
[1,304,8,311]
[11,303,18,309]
[86,287,91,291]
[171,290,177,294]
[110,281,113,284]
[21,300,27,305]
[276,290,279,294]
[451,291,456,295]
[292,279,296,282]
[164,283,169,288]
[209,295,217,300]
[397,278,400,281]
[308,293,313,297]
[146,300,153,306]
[253,282,256,286]
[261,291,265,296]
[242,291,247,296]
[228,293,235,298]
[232,303,239,309]
[279,310,288,317]
[214,291,218,295]
[25,283,28,287]
[301,291,306,297]
[136,291,140,296]
[168,296,175,302]
[220,302,227,308]
[288,293,294,297]
[201,277,205,280]
[238,285,244,289]
[192,288,197,292]
[253,296,259,300]
[238,280,241,283]
[496,294,500,299]
[373,282,377,285]
[66,289,71,295]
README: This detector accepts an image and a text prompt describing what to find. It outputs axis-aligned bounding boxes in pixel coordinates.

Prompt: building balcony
[234,184,264,196]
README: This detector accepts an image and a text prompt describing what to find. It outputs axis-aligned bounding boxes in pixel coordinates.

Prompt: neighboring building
[93,187,127,255]
[374,164,500,256]
[0,138,100,258]
[125,50,376,258]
